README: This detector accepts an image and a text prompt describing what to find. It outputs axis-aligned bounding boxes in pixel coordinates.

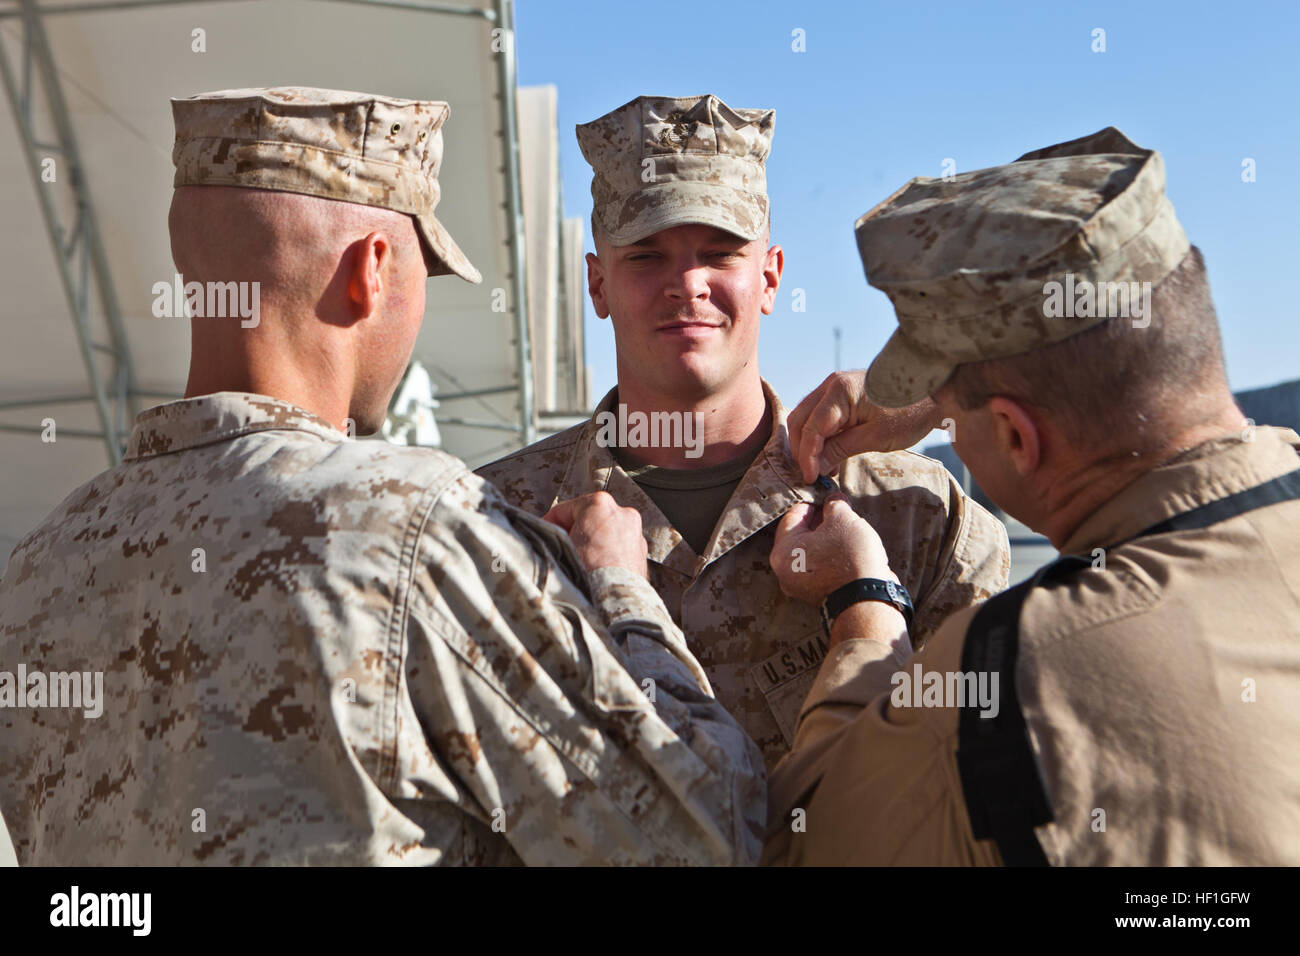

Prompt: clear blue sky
[515,0,1298,411]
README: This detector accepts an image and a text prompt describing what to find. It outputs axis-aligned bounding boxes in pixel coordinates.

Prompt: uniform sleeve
[401,473,765,865]
[762,607,1000,866]
[911,475,1010,645]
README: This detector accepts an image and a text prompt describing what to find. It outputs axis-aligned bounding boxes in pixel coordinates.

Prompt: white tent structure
[0,0,587,572]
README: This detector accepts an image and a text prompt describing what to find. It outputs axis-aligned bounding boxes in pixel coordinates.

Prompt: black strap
[1127,466,1300,542]
[956,556,1086,866]
[955,465,1300,866]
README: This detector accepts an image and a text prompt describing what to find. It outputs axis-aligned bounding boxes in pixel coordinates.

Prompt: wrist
[828,600,908,650]
[585,552,648,579]
[819,565,896,604]
[821,576,914,642]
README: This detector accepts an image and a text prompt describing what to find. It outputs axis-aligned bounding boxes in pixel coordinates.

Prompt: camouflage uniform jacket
[477,382,1010,768]
[0,393,765,865]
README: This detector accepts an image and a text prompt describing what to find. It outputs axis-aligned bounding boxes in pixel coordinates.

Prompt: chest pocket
[748,626,830,746]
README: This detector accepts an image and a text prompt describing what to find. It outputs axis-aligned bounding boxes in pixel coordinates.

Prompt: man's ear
[760,243,784,315]
[348,231,393,319]
[987,395,1042,477]
[586,251,610,319]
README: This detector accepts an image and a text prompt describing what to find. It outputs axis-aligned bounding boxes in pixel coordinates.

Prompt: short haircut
[942,246,1228,448]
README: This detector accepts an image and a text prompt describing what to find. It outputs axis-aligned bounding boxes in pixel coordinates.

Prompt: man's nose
[665,261,710,301]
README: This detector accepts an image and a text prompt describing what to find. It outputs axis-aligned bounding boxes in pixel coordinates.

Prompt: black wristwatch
[820,578,914,637]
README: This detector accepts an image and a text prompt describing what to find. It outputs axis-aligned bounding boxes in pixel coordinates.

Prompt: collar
[124,392,343,460]
[1059,426,1300,555]
[555,379,815,577]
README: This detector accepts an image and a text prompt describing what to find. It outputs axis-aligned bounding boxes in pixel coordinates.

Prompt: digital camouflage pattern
[0,393,765,865]
[578,94,774,245]
[477,381,1010,770]
[856,127,1190,407]
[172,87,481,282]
[765,427,1300,865]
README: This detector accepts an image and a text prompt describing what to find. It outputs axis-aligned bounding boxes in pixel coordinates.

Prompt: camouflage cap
[171,86,481,283]
[577,94,774,245]
[856,127,1190,407]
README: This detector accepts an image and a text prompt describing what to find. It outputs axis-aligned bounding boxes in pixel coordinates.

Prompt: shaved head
[169,186,427,302]
[170,185,430,434]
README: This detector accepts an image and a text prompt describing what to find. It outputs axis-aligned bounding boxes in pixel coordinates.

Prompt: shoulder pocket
[557,601,655,714]
[502,506,592,603]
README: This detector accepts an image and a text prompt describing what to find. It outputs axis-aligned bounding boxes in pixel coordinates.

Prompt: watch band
[820,578,914,636]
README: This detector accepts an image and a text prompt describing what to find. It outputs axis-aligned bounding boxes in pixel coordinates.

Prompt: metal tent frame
[0,0,536,463]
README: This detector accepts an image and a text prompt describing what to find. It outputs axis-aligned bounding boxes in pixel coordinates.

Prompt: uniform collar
[124,392,343,460]
[556,379,815,577]
[1059,426,1300,555]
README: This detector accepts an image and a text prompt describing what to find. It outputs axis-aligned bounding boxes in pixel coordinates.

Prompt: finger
[542,499,578,530]
[805,393,848,445]
[775,502,814,540]
[801,433,823,486]
[799,398,849,484]
[771,503,813,572]
[822,493,855,518]
[817,421,882,472]
[789,376,843,476]
[785,385,818,450]
[821,494,870,533]
[786,372,838,445]
[818,433,849,476]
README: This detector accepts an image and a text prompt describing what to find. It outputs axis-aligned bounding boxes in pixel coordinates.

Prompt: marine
[762,127,1300,865]
[0,86,765,866]
[477,93,1010,770]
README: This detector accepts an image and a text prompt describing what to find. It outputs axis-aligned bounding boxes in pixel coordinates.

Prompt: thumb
[542,499,577,530]
[777,502,814,537]
[823,492,854,515]
[800,433,824,485]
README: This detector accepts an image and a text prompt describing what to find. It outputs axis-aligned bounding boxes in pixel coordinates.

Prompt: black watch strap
[820,578,914,636]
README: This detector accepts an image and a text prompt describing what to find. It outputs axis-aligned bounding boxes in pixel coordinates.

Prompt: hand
[769,493,898,606]
[787,370,944,484]
[543,492,648,578]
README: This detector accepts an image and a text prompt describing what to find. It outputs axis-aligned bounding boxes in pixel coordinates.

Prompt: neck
[612,367,770,468]
[1038,398,1246,550]
[183,318,353,432]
